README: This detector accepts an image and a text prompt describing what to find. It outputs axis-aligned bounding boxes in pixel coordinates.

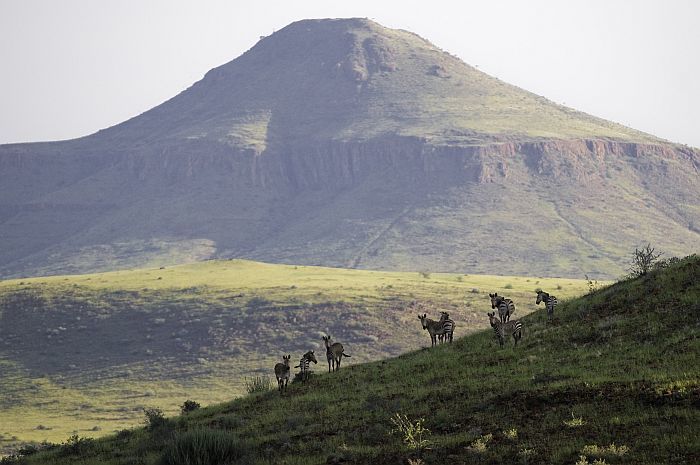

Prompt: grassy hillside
[3,255,698,464]
[0,260,591,452]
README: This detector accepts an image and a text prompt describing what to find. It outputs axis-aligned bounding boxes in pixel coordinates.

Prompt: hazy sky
[1,0,698,147]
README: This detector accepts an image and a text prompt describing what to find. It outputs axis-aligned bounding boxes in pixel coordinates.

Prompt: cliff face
[1,18,698,278]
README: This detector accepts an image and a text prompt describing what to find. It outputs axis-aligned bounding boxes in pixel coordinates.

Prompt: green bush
[144,407,169,430]
[160,429,249,465]
[180,400,201,414]
[59,434,95,457]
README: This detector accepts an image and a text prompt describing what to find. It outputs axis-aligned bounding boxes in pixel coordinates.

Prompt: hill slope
[8,254,699,464]
[1,18,699,279]
[0,260,590,450]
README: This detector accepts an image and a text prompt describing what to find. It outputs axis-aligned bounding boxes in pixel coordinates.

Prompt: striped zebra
[322,335,351,372]
[489,293,516,322]
[536,290,558,320]
[273,354,291,393]
[438,311,455,343]
[487,311,523,348]
[294,350,317,382]
[418,313,446,347]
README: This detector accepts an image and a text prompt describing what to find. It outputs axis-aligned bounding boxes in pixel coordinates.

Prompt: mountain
[11,254,700,464]
[1,18,698,279]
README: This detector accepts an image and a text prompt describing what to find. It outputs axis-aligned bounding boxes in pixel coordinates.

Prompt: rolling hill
[6,254,698,464]
[0,260,591,451]
[1,18,698,279]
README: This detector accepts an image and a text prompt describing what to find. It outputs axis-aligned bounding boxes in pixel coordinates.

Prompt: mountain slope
[0,18,698,279]
[0,260,591,449]
[12,254,700,465]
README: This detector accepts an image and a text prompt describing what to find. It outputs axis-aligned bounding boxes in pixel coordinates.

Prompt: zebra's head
[487,311,500,327]
[440,311,450,322]
[322,335,332,348]
[418,313,429,329]
[536,289,548,305]
[283,354,291,366]
[304,350,318,364]
[489,293,501,309]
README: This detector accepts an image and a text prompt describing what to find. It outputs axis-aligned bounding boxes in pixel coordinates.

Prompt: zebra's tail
[342,352,351,358]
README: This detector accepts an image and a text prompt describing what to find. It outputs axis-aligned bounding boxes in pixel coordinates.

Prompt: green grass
[3,255,698,464]
[0,260,591,450]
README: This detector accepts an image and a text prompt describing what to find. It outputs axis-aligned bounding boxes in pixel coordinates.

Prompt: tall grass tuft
[244,376,273,394]
[160,429,249,465]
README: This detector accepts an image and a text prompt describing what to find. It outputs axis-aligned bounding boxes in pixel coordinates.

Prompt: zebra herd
[274,288,559,393]
[418,289,558,349]
[273,335,351,393]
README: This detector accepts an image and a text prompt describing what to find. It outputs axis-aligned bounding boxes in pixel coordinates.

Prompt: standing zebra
[418,313,446,347]
[439,311,455,343]
[322,335,351,372]
[489,293,516,322]
[536,290,558,320]
[273,354,291,393]
[487,311,523,348]
[294,350,317,382]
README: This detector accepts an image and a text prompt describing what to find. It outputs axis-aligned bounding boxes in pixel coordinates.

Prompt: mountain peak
[102,18,660,151]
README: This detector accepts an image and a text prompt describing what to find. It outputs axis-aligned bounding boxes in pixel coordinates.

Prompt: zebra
[294,350,317,382]
[489,293,516,322]
[418,313,446,347]
[536,289,558,320]
[438,311,455,343]
[322,335,351,372]
[273,354,291,393]
[487,311,523,348]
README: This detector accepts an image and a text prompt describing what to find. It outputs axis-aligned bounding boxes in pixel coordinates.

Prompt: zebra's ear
[310,350,314,354]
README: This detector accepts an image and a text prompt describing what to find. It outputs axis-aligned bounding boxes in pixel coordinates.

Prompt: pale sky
[1,0,698,147]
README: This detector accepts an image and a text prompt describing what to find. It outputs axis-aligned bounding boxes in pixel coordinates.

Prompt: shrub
[59,434,94,457]
[581,443,630,458]
[244,376,273,394]
[181,400,201,414]
[628,243,662,278]
[419,271,431,279]
[144,407,169,430]
[504,283,513,289]
[585,274,600,294]
[160,429,250,465]
[468,433,493,453]
[389,413,431,450]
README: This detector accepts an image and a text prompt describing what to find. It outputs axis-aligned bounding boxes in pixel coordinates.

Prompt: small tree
[180,400,201,414]
[629,244,662,278]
